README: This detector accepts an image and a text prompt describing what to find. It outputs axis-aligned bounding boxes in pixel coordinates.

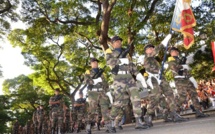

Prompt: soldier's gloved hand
[189,76,198,88]
[93,77,102,85]
[182,65,190,70]
[87,84,94,90]
[161,34,172,47]
[136,73,147,88]
[119,58,129,65]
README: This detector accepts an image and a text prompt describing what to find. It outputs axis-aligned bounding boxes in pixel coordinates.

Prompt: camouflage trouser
[87,91,110,123]
[175,78,201,110]
[37,117,44,133]
[112,92,130,126]
[146,77,176,115]
[33,121,38,133]
[51,107,64,128]
[75,109,86,127]
[111,75,142,118]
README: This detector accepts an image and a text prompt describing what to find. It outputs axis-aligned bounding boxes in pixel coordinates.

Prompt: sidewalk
[180,106,215,116]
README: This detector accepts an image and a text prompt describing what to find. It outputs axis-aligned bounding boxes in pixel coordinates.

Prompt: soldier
[32,106,40,134]
[49,88,66,134]
[37,105,45,134]
[143,34,188,126]
[105,35,149,131]
[25,120,31,134]
[73,92,86,133]
[167,47,207,118]
[12,120,19,134]
[84,57,111,134]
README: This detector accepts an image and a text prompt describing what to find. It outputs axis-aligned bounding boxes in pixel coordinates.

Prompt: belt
[91,88,103,92]
[174,76,185,79]
[118,71,128,74]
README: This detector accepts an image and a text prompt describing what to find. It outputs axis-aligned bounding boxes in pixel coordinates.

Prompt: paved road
[76,113,215,134]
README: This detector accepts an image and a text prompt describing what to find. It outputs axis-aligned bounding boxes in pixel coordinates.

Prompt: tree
[0,95,11,133]
[2,74,51,126]
[0,0,19,39]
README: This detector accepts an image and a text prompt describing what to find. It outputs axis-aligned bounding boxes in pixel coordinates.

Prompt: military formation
[12,34,209,134]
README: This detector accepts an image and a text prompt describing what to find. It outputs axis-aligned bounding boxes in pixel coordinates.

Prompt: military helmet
[55,88,60,92]
[90,57,99,63]
[111,35,123,44]
[144,44,154,52]
[169,47,180,53]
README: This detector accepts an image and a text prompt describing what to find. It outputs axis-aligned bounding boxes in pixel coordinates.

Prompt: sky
[0,0,203,95]
[0,21,33,95]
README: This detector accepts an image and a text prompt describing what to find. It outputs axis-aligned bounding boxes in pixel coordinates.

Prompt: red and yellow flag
[171,0,196,49]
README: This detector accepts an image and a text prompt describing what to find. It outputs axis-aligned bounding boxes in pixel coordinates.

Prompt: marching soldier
[12,120,19,134]
[49,88,66,134]
[105,35,149,132]
[32,106,40,134]
[167,47,207,118]
[37,105,46,134]
[73,92,86,132]
[84,57,111,134]
[25,120,31,134]
[143,34,187,126]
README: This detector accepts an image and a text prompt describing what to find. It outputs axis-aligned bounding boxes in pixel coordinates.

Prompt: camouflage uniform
[167,53,207,118]
[74,97,86,132]
[32,108,39,133]
[25,120,31,134]
[37,108,45,134]
[49,94,65,133]
[84,66,111,133]
[105,46,148,130]
[12,120,19,134]
[143,44,185,123]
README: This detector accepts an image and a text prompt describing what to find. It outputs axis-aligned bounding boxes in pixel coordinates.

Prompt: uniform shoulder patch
[168,57,175,62]
[144,72,148,77]
[85,70,91,74]
[105,48,112,54]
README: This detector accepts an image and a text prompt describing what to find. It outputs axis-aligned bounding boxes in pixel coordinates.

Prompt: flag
[171,0,196,49]
[211,41,215,72]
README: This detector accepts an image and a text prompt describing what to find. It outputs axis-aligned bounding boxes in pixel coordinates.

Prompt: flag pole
[159,0,179,80]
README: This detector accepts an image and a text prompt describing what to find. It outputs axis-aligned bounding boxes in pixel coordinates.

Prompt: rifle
[111,40,134,75]
[178,54,187,75]
[51,95,63,108]
[87,66,106,90]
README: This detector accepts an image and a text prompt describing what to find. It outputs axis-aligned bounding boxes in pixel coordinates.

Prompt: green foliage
[1,0,215,132]
[0,0,19,39]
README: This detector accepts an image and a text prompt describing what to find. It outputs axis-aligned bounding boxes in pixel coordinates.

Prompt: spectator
[197,87,209,110]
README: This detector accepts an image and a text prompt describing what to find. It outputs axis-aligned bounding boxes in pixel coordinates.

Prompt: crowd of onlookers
[197,79,215,109]
[140,79,215,118]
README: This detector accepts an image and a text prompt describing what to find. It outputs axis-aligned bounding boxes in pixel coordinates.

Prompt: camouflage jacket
[167,56,191,77]
[32,110,39,123]
[105,48,138,76]
[49,95,65,109]
[84,68,108,90]
[144,44,163,74]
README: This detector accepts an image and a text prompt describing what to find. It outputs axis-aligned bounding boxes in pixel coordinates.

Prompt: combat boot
[163,112,173,122]
[51,128,55,134]
[144,115,153,127]
[135,117,149,129]
[97,122,101,131]
[86,123,92,134]
[114,118,123,130]
[57,127,61,134]
[171,111,189,122]
[195,110,209,118]
[105,120,116,133]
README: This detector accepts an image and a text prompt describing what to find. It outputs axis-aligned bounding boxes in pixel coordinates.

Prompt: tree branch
[0,0,12,14]
[136,0,159,30]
